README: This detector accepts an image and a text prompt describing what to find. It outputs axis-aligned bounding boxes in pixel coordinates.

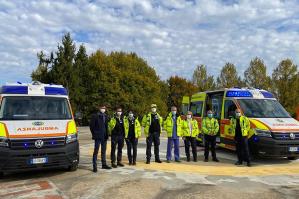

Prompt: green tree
[167,76,198,111]
[244,57,271,89]
[31,51,53,83]
[272,59,299,114]
[192,65,216,91]
[217,63,242,88]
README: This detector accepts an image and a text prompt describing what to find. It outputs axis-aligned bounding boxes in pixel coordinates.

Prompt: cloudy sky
[1,0,299,84]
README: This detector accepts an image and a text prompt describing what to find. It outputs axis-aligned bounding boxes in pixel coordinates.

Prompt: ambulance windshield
[238,99,291,118]
[0,96,72,120]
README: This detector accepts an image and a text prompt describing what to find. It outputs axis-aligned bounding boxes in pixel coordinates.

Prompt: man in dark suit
[89,105,112,172]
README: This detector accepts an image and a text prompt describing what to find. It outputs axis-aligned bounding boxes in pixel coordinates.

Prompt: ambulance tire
[0,172,4,178]
[287,157,297,160]
[68,162,78,172]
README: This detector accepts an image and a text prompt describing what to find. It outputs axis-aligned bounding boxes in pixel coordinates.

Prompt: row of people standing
[89,104,251,173]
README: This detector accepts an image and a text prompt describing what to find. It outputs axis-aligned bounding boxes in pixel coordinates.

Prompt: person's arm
[201,119,208,134]
[89,114,96,135]
[214,119,220,135]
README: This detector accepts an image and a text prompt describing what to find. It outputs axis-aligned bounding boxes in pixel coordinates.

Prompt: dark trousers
[111,135,124,164]
[146,132,160,161]
[184,136,197,161]
[125,137,138,163]
[204,134,217,159]
[235,137,250,163]
[93,139,107,168]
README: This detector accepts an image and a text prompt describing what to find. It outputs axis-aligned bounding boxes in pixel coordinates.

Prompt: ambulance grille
[9,137,66,149]
[272,132,299,140]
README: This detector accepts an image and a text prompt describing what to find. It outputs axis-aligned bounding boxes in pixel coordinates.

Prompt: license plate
[289,147,299,152]
[30,157,48,164]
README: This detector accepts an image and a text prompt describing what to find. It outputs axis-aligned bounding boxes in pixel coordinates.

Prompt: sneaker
[155,159,162,163]
[235,161,242,165]
[117,162,125,167]
[213,158,219,162]
[112,163,117,168]
[93,167,98,173]
[102,165,112,170]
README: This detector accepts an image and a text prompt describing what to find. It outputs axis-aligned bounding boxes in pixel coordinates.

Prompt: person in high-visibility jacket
[108,107,125,168]
[124,111,141,166]
[142,104,163,164]
[164,106,182,163]
[182,111,199,162]
[202,110,219,162]
[230,109,251,167]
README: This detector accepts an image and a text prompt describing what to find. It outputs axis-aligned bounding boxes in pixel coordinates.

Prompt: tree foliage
[167,76,198,111]
[244,57,271,89]
[217,63,242,88]
[192,65,216,91]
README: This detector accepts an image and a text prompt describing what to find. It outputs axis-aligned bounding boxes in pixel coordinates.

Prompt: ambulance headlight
[255,129,272,138]
[0,137,9,147]
[66,134,78,144]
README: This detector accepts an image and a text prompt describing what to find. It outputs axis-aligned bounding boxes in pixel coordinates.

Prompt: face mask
[172,111,177,115]
[151,108,157,113]
[129,113,134,118]
[208,114,213,118]
[100,109,105,113]
[187,115,192,119]
[117,111,122,116]
[236,112,241,117]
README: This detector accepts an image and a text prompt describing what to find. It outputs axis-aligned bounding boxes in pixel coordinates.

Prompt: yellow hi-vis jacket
[141,112,163,137]
[124,117,141,138]
[182,119,199,137]
[163,112,183,137]
[108,116,124,135]
[230,116,250,137]
[202,117,219,136]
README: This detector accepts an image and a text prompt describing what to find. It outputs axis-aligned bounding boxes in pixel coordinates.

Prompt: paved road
[1,127,299,199]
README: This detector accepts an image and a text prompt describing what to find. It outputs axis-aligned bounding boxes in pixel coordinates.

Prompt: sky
[1,0,299,85]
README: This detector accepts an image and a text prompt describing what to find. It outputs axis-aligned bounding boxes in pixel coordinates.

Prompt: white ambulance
[0,81,79,176]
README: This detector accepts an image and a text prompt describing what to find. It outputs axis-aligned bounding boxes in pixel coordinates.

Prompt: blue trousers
[166,138,180,161]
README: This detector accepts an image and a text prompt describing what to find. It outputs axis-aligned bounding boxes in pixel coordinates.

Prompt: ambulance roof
[0,81,68,96]
[193,87,275,99]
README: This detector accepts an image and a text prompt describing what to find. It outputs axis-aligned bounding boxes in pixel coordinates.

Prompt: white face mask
[100,109,106,113]
[187,115,192,119]
[129,113,134,118]
[117,111,122,116]
[172,111,177,115]
[236,112,241,117]
[151,108,157,113]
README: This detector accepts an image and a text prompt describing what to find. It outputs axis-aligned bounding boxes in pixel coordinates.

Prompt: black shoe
[213,158,219,162]
[146,159,150,164]
[204,158,208,162]
[175,160,181,163]
[117,162,125,167]
[186,158,190,162]
[133,162,136,166]
[247,162,251,167]
[129,162,132,166]
[235,161,242,165]
[112,163,117,168]
[93,167,98,173]
[166,160,171,163]
[155,159,162,163]
[193,158,197,162]
[102,165,112,169]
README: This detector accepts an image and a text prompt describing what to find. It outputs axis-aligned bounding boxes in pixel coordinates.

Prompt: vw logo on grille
[32,121,44,126]
[290,133,296,140]
[35,140,44,148]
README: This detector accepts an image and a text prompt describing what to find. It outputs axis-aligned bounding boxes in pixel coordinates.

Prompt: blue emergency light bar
[0,86,28,94]
[261,91,274,98]
[0,84,68,96]
[226,90,253,97]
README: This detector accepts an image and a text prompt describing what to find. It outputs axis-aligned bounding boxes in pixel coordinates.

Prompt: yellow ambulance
[182,88,299,159]
[0,82,79,176]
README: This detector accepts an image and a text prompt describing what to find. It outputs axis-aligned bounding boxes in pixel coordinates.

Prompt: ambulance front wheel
[68,162,78,171]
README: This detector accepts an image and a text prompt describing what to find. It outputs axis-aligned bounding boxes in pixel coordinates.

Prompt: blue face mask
[208,114,213,118]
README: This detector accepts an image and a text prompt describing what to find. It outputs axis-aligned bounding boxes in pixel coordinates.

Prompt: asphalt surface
[1,127,299,199]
